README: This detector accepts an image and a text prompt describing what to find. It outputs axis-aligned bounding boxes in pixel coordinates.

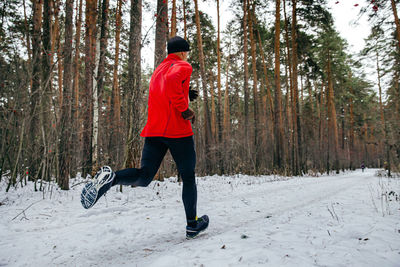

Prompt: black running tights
[113,136,197,222]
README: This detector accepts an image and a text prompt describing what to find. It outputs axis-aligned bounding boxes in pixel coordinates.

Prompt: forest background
[0,0,399,191]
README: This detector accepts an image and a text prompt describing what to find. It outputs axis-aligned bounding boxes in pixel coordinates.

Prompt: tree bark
[327,52,340,173]
[110,0,122,167]
[97,0,110,120]
[216,0,223,174]
[283,0,293,171]
[182,0,187,39]
[91,9,101,173]
[72,0,83,174]
[50,0,59,67]
[348,74,355,170]
[154,0,168,68]
[274,0,284,170]
[59,0,74,190]
[29,0,43,181]
[242,0,250,145]
[54,0,63,109]
[255,20,273,119]
[92,0,109,171]
[170,0,177,37]
[223,54,230,141]
[391,0,400,49]
[318,84,325,170]
[248,0,259,171]
[124,0,142,170]
[255,15,274,168]
[194,0,212,172]
[41,0,52,182]
[22,0,32,64]
[83,0,97,176]
[375,40,390,174]
[291,0,302,175]
[376,48,384,129]
[210,72,216,139]
[273,0,285,170]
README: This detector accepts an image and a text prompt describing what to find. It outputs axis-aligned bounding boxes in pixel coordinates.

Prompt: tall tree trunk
[170,0,177,37]
[55,1,63,110]
[291,0,302,175]
[376,45,386,165]
[248,0,259,172]
[318,84,324,170]
[327,53,340,173]
[182,0,187,39]
[255,20,273,120]
[242,0,250,146]
[41,0,52,182]
[348,73,355,170]
[376,47,385,127]
[194,0,212,172]
[97,0,109,118]
[50,0,58,67]
[110,0,122,167]
[124,0,142,170]
[72,0,83,174]
[29,0,43,182]
[223,54,230,141]
[23,0,32,65]
[49,0,62,109]
[391,0,400,49]
[92,0,109,170]
[83,0,97,176]
[374,41,391,175]
[59,0,74,190]
[216,0,223,174]
[210,73,216,139]
[255,15,274,168]
[92,4,101,173]
[154,0,168,68]
[273,0,285,171]
[283,0,293,171]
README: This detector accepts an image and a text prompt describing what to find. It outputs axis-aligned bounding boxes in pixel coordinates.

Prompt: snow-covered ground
[1,169,399,266]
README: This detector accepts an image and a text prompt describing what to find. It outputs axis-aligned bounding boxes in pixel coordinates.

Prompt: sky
[143,0,372,72]
[326,0,371,54]
[199,0,372,54]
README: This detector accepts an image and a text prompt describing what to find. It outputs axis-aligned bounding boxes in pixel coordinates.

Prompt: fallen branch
[11,199,43,221]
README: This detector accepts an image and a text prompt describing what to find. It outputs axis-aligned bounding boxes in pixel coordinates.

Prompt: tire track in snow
[101,172,371,266]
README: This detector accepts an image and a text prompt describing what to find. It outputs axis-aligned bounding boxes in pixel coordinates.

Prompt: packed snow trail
[1,169,399,266]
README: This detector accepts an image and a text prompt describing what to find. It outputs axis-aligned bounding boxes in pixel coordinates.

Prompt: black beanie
[167,36,190,54]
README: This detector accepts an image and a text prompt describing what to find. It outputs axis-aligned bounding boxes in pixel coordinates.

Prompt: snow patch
[0,169,399,266]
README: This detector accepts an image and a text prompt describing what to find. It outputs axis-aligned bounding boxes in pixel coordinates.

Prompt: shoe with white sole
[81,166,115,209]
[186,215,209,239]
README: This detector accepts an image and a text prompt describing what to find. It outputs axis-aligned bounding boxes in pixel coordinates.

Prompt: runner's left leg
[113,137,168,187]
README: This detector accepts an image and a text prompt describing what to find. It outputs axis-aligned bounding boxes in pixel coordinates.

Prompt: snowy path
[1,169,399,266]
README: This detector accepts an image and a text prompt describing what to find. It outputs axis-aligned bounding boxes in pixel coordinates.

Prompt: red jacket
[141,54,193,138]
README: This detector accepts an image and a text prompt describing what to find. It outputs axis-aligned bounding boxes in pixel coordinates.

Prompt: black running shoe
[81,166,115,209]
[186,215,209,239]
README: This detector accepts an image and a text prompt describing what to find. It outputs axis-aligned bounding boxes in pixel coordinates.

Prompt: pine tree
[59,0,74,190]
[154,0,168,68]
[125,0,143,170]
[273,0,286,170]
